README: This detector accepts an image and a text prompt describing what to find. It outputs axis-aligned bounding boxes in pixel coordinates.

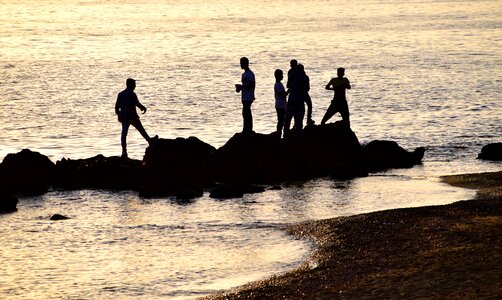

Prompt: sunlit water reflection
[0,0,501,299]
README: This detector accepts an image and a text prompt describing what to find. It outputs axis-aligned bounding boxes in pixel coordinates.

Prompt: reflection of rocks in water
[477,143,502,161]
[0,123,427,202]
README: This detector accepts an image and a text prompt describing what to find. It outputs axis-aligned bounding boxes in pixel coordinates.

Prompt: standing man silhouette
[235,57,256,134]
[284,64,310,132]
[321,67,352,127]
[115,78,158,159]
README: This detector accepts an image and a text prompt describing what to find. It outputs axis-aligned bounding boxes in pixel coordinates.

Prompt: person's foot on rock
[148,135,159,145]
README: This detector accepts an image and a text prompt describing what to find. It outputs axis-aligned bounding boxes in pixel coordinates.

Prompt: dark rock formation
[477,143,502,161]
[53,155,143,190]
[282,123,367,179]
[140,137,216,198]
[212,122,367,184]
[49,214,70,220]
[0,192,18,213]
[0,124,426,200]
[0,149,55,195]
[363,140,425,172]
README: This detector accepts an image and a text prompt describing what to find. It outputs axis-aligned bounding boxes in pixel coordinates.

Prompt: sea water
[0,0,501,299]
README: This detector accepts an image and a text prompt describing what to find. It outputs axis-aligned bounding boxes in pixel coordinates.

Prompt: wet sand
[206,171,502,299]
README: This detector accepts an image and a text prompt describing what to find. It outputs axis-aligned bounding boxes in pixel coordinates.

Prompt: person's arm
[135,94,147,113]
[325,78,334,90]
[115,95,122,122]
[345,78,351,89]
[115,96,121,115]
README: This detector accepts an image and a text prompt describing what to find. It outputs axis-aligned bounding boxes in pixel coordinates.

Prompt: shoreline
[205,170,502,299]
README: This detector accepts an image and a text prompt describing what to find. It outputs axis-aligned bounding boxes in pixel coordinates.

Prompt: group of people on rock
[236,57,352,136]
[114,57,351,158]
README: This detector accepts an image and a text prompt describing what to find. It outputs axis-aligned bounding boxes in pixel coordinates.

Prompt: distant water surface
[0,0,501,299]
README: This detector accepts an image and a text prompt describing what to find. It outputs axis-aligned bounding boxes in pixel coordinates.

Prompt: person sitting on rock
[321,67,351,127]
[115,78,158,159]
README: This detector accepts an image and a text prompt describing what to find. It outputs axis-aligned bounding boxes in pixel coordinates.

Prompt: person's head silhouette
[126,78,136,90]
[337,67,345,78]
[290,59,298,69]
[240,57,249,70]
[274,69,283,81]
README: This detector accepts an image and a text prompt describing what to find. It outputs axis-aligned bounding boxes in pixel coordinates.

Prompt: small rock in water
[477,143,502,161]
[49,214,70,221]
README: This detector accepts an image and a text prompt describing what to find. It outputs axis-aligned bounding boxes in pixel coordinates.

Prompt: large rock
[140,136,216,197]
[0,149,55,195]
[211,122,367,184]
[477,143,502,161]
[52,155,143,190]
[0,191,18,213]
[363,140,425,172]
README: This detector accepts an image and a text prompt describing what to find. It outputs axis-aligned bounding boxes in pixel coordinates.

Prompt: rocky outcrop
[49,214,70,220]
[140,137,216,198]
[212,122,367,184]
[0,124,427,202]
[0,149,55,195]
[362,140,425,172]
[477,143,502,161]
[0,192,18,213]
[53,155,143,190]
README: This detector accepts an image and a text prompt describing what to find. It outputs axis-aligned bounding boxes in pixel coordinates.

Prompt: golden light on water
[1,0,501,298]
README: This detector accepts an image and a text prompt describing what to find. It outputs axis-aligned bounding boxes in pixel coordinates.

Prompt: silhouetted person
[284,64,310,133]
[321,67,351,127]
[235,57,255,134]
[302,65,315,125]
[286,59,298,90]
[274,69,289,134]
[115,78,158,158]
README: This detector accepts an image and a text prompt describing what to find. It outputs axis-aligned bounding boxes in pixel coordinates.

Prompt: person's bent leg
[131,119,152,142]
[321,102,337,125]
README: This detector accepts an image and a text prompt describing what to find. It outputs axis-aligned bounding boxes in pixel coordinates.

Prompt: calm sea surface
[1,0,501,299]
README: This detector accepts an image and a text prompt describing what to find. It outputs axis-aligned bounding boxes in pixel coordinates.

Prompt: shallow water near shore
[1,0,501,299]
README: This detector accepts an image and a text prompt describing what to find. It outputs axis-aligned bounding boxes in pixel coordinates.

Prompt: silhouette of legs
[340,107,350,127]
[305,95,314,124]
[276,107,286,133]
[321,101,350,127]
[242,101,253,133]
[293,105,305,130]
[121,122,131,157]
[121,119,157,158]
[130,119,151,142]
[284,102,305,134]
